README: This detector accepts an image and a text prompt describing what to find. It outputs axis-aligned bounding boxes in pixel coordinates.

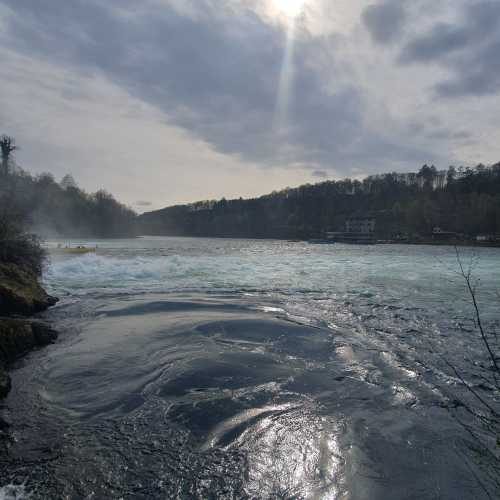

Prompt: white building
[346,217,376,234]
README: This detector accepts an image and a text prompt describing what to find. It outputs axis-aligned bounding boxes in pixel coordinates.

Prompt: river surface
[1,238,499,499]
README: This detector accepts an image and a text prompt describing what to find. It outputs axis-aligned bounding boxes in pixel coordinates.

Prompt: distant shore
[128,234,500,248]
[376,238,500,248]
[38,233,500,250]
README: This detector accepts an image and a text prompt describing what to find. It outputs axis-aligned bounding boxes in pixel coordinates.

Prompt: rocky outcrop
[0,263,58,316]
[0,318,58,399]
[0,263,59,400]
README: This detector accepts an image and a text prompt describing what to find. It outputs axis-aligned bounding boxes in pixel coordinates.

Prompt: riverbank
[378,238,500,247]
[0,262,58,400]
[138,233,500,248]
[0,318,58,397]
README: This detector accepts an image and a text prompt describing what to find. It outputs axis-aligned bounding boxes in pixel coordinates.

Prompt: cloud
[135,200,153,207]
[399,23,468,63]
[0,0,435,174]
[362,1,407,44]
[399,0,500,97]
[311,170,328,178]
[0,49,317,209]
[0,0,499,205]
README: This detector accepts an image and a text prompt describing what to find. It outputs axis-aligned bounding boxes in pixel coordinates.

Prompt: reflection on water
[1,238,499,499]
[238,405,343,499]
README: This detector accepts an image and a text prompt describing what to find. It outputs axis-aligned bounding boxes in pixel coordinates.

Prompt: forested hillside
[2,131,499,242]
[140,163,500,240]
[0,136,136,238]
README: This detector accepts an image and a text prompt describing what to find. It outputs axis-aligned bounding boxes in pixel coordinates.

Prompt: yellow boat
[50,246,97,254]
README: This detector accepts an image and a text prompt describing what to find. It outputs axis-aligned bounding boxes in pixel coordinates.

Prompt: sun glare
[273,0,306,18]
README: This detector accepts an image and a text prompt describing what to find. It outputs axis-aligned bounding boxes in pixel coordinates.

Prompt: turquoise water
[44,237,499,311]
[1,238,499,498]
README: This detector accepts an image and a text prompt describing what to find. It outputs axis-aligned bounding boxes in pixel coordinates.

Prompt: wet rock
[0,263,58,317]
[0,319,37,362]
[0,319,58,399]
[0,319,59,362]
[31,322,58,346]
[0,366,11,399]
[0,416,9,430]
[0,263,58,399]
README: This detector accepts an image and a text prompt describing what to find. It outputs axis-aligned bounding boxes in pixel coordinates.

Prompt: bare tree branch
[455,247,499,379]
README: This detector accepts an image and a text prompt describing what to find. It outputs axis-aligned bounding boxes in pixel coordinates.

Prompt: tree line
[139,163,500,240]
[2,133,500,242]
[0,135,137,239]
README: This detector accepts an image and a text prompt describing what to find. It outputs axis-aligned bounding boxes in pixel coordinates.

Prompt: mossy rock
[0,263,58,316]
[0,318,58,399]
[0,319,38,364]
[0,319,58,365]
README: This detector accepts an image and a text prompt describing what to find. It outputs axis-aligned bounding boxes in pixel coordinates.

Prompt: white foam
[43,252,328,296]
[44,254,200,294]
[0,484,30,500]
[260,306,285,313]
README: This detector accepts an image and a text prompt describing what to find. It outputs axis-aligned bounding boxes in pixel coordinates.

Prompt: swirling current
[1,237,499,499]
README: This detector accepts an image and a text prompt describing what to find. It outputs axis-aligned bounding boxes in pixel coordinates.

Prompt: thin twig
[454,247,499,380]
[443,357,499,419]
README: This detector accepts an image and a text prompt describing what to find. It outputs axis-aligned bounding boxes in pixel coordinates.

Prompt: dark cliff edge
[0,263,59,401]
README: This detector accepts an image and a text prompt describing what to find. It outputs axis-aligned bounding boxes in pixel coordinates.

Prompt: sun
[273,0,306,18]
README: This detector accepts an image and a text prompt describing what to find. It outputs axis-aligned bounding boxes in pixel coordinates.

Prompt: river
[1,238,499,499]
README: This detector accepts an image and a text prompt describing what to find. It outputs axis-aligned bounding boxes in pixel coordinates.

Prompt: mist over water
[2,238,499,499]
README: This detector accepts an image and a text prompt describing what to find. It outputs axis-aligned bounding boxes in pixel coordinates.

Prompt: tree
[0,135,18,176]
[442,249,500,497]
[60,174,78,190]
[417,164,438,190]
[0,136,46,275]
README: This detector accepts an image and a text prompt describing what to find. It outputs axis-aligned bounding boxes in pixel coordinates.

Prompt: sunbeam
[274,22,296,137]
[273,0,306,18]
[273,3,304,142]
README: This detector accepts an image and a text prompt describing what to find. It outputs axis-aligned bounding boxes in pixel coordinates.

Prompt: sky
[1,0,499,212]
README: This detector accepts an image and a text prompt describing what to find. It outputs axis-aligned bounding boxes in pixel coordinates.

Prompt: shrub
[0,219,46,276]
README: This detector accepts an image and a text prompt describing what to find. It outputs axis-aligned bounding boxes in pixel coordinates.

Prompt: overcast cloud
[0,0,498,209]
